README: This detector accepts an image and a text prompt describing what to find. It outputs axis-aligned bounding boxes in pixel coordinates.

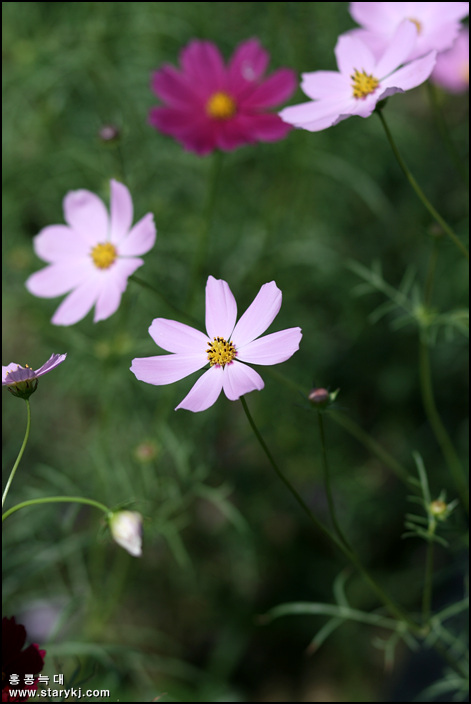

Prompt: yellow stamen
[407,17,422,35]
[206,91,236,120]
[207,337,237,367]
[91,242,117,269]
[351,68,380,99]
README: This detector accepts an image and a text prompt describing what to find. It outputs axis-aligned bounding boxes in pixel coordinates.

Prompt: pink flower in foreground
[432,26,469,93]
[149,38,296,155]
[25,181,156,326]
[279,20,436,133]
[131,276,302,412]
[348,2,469,61]
[2,354,67,399]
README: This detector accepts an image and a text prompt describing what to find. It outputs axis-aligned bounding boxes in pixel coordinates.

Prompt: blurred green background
[2,2,469,702]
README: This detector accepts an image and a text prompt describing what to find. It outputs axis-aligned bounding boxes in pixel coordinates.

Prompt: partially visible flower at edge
[130,275,302,413]
[348,2,469,61]
[431,25,469,93]
[279,20,436,133]
[109,511,143,557]
[25,180,156,326]
[2,354,67,400]
[149,38,296,155]
[2,616,45,702]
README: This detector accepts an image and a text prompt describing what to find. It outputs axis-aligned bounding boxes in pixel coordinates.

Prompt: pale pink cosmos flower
[432,26,469,93]
[130,276,302,412]
[279,20,436,133]
[149,38,296,156]
[2,353,67,399]
[348,2,469,61]
[25,181,156,326]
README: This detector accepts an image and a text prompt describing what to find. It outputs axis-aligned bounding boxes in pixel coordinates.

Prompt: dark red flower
[2,617,45,702]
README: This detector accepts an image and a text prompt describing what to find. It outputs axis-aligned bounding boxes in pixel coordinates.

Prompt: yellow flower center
[351,68,380,99]
[407,17,422,35]
[206,91,236,120]
[207,337,237,367]
[91,242,117,269]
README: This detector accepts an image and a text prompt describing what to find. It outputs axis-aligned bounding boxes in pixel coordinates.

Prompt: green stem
[240,396,422,633]
[418,337,468,513]
[316,411,350,550]
[129,275,199,326]
[422,526,435,623]
[2,399,31,508]
[426,81,468,187]
[186,150,224,308]
[329,410,410,484]
[2,496,111,522]
[376,109,468,260]
[424,233,440,307]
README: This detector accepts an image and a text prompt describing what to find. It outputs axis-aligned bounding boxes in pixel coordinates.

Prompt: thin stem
[418,337,468,513]
[186,150,224,308]
[2,496,111,522]
[240,396,423,633]
[376,109,468,260]
[426,81,468,187]
[240,396,334,543]
[329,410,410,484]
[2,399,31,508]
[316,411,350,550]
[129,275,199,326]
[424,234,440,307]
[422,529,435,623]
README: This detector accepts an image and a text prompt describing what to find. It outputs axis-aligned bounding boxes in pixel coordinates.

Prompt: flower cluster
[279,1,469,133]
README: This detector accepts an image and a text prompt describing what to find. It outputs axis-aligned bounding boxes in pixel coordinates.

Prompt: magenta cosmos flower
[432,25,469,93]
[2,616,46,702]
[279,20,436,133]
[149,38,296,155]
[130,276,302,412]
[348,2,469,61]
[2,353,66,399]
[25,181,156,326]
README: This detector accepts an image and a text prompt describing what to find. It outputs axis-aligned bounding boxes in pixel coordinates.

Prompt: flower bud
[308,387,339,409]
[98,124,121,142]
[109,511,142,557]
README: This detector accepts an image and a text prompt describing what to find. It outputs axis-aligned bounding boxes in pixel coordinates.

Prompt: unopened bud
[109,511,142,557]
[308,388,330,405]
[98,124,121,142]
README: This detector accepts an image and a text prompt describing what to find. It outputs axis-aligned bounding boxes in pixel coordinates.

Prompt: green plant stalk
[419,338,468,513]
[2,496,111,522]
[186,150,224,308]
[129,274,199,326]
[2,399,31,508]
[317,410,350,550]
[376,109,468,260]
[329,410,410,483]
[240,396,423,633]
[422,524,436,623]
[426,81,468,187]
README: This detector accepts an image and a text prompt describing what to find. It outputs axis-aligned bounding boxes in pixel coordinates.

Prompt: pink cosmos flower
[432,26,469,93]
[130,276,302,412]
[2,354,67,399]
[149,38,296,155]
[348,2,469,61]
[279,20,436,133]
[25,181,156,326]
